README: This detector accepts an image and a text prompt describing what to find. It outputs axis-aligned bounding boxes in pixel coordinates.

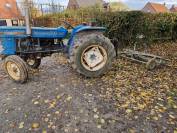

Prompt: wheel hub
[84,47,104,68]
[6,62,20,80]
[81,45,107,71]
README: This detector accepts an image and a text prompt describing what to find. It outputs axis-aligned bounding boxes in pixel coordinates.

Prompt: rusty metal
[120,49,169,70]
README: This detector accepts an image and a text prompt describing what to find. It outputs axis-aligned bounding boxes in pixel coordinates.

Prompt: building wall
[0,19,24,26]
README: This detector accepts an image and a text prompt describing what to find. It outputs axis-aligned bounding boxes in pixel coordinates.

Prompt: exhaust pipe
[24,0,31,36]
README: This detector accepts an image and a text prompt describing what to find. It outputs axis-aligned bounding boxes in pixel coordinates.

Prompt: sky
[34,0,177,9]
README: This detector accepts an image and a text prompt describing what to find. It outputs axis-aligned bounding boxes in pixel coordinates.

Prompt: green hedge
[95,11,177,47]
[34,11,177,47]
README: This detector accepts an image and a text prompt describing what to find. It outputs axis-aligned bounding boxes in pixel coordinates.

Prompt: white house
[0,0,24,26]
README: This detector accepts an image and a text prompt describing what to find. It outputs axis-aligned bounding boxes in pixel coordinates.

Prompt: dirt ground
[0,43,176,133]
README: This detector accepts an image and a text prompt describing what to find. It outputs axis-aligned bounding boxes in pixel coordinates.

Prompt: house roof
[170,5,177,12]
[0,0,22,19]
[75,0,104,8]
[148,2,169,13]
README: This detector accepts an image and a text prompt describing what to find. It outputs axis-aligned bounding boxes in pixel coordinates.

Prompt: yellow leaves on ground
[94,43,177,123]
[120,90,156,112]
[19,122,40,130]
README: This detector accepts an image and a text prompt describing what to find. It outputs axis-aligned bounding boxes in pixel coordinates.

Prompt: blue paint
[0,25,105,56]
[1,35,16,55]
[0,26,68,38]
[67,25,106,54]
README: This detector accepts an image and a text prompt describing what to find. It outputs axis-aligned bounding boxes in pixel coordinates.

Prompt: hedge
[33,7,102,27]
[95,11,177,47]
[34,11,177,47]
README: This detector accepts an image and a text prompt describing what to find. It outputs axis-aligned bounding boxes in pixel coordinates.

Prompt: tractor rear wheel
[69,32,116,77]
[25,58,41,69]
[4,55,28,83]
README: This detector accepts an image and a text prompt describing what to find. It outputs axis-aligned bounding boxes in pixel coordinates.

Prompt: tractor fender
[75,26,106,33]
[67,25,106,53]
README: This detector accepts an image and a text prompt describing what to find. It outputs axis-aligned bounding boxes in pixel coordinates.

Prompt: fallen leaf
[44,118,49,122]
[152,116,158,121]
[129,128,136,133]
[44,100,49,103]
[97,125,102,129]
[55,111,60,115]
[66,96,72,101]
[126,109,132,114]
[169,114,175,119]
[75,128,79,132]
[60,84,64,88]
[32,123,40,129]
[42,130,47,133]
[57,95,61,99]
[100,118,105,124]
[52,125,56,129]
[34,101,39,105]
[49,101,56,108]
[19,122,24,129]
[93,108,97,112]
[47,114,51,117]
[64,128,69,132]
[94,114,99,119]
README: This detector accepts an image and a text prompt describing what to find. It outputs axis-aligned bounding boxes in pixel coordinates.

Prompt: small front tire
[4,55,28,83]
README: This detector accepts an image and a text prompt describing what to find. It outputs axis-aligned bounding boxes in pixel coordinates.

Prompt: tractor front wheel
[4,55,28,83]
[69,32,116,77]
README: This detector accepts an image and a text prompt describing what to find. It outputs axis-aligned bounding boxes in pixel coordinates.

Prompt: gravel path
[0,52,176,133]
[0,57,119,133]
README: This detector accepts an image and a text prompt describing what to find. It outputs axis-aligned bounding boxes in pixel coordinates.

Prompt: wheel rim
[81,45,108,71]
[27,59,35,66]
[6,61,21,80]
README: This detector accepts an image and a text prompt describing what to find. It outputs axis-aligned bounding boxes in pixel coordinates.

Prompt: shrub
[96,11,177,47]
[34,7,102,27]
[34,10,177,48]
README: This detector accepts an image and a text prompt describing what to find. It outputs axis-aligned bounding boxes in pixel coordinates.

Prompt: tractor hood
[0,26,68,38]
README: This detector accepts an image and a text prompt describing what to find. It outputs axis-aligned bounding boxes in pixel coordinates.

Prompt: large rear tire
[4,55,28,83]
[69,32,116,77]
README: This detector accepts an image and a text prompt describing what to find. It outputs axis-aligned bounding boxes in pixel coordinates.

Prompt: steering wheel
[62,21,74,29]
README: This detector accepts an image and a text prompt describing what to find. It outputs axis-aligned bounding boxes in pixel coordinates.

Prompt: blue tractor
[0,6,115,83]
